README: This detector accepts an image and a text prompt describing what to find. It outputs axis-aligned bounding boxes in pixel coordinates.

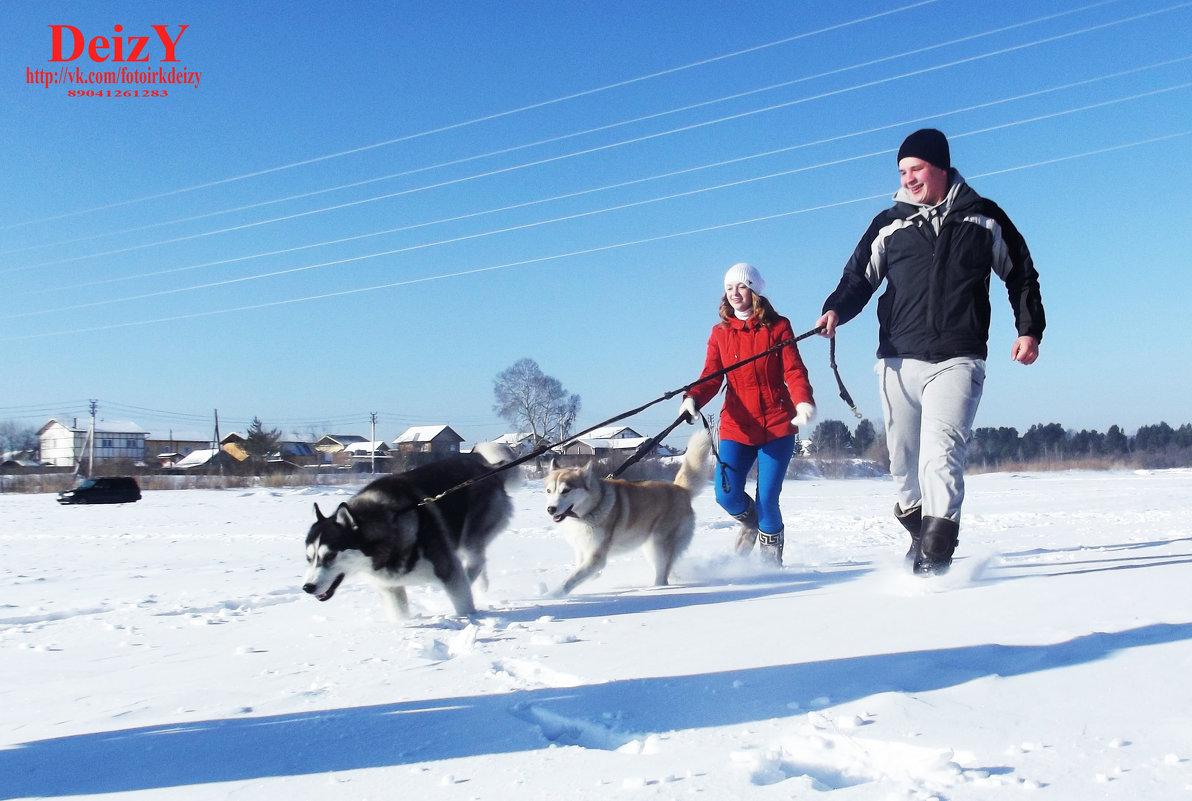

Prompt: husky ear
[313,502,326,521]
[550,457,561,471]
[334,503,357,530]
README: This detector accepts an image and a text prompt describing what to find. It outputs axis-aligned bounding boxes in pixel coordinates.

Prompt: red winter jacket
[686,314,815,446]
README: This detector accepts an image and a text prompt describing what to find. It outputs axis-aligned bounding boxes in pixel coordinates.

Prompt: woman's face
[725,282,754,314]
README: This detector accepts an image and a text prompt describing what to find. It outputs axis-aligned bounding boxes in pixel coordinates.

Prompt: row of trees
[969,421,1192,469]
[807,418,1192,470]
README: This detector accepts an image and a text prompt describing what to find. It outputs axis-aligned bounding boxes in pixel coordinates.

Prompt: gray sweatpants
[877,357,986,522]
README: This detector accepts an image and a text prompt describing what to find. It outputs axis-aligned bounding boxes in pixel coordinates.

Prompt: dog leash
[605,414,689,479]
[413,325,858,509]
[605,409,724,480]
[830,336,862,419]
[609,338,859,485]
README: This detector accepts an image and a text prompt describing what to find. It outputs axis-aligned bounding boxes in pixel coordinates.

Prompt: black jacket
[824,174,1045,361]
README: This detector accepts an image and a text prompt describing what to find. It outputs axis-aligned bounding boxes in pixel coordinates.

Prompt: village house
[219,432,250,462]
[37,419,149,468]
[490,432,535,456]
[30,416,496,475]
[171,447,242,473]
[393,425,464,455]
[145,432,213,469]
[342,440,393,471]
[314,434,368,463]
[559,425,675,462]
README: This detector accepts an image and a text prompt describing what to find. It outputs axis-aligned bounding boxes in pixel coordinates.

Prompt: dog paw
[536,582,569,599]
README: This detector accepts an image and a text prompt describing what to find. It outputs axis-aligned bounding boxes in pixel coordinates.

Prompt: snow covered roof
[343,441,390,455]
[173,448,221,468]
[572,436,652,451]
[316,434,368,447]
[39,418,149,436]
[492,432,533,445]
[583,426,642,440]
[394,425,463,444]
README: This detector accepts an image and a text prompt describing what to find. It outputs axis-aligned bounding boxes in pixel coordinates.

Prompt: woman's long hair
[719,292,779,325]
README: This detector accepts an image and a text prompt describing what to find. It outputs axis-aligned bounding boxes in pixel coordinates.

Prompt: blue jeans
[715,436,796,534]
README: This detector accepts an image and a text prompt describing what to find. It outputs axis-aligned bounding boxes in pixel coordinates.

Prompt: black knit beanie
[897,128,950,171]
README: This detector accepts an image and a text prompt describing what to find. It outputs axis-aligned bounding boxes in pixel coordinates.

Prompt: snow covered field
[3,468,1191,800]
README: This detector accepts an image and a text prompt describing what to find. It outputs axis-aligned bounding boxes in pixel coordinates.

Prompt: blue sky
[2,0,1190,445]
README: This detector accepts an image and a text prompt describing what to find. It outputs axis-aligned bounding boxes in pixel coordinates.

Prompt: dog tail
[673,427,714,496]
[472,441,523,489]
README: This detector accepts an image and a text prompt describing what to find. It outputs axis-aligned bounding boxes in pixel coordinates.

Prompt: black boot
[894,503,922,566]
[914,516,959,576]
[731,497,759,556]
[758,529,784,567]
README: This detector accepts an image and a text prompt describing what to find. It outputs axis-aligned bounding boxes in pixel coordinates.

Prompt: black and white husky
[302,443,517,619]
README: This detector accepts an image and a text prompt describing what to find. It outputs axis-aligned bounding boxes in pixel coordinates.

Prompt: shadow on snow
[485,564,871,623]
[979,536,1192,581]
[4,622,1192,798]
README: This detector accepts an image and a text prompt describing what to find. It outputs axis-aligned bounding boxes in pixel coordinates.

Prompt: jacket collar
[893,171,978,225]
[726,314,763,330]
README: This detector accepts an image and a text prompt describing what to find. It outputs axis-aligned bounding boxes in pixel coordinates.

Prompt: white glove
[679,396,699,424]
[791,402,815,428]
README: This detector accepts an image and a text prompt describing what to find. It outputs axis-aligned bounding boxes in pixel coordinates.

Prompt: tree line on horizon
[807,418,1192,471]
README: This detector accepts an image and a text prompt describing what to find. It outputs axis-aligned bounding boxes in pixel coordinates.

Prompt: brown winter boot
[731,497,759,556]
[894,503,923,566]
[914,516,960,576]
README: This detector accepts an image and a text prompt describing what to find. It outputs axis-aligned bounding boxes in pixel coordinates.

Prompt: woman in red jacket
[681,263,815,566]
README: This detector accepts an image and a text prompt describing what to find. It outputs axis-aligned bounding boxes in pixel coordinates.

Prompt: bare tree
[493,358,581,447]
[0,421,39,458]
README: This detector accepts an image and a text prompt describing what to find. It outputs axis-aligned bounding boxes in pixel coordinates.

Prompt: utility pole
[88,399,97,477]
[369,412,378,473]
[213,409,223,477]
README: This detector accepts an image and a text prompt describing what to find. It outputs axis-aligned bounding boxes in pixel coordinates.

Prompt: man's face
[898,157,949,206]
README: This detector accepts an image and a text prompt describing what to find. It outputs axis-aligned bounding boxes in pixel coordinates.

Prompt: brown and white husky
[544,428,714,595]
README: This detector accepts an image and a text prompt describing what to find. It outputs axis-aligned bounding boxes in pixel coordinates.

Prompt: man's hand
[816,310,839,338]
[1011,336,1040,365]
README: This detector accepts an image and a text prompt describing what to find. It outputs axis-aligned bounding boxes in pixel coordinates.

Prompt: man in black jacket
[816,129,1045,575]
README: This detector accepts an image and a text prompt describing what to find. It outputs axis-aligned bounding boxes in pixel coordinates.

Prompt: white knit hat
[724,262,765,295]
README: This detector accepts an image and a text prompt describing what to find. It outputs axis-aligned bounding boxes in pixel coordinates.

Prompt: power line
[11,0,1181,272]
[4,129,1186,343]
[10,52,1187,308]
[8,76,1188,321]
[0,0,943,231]
[0,0,1121,259]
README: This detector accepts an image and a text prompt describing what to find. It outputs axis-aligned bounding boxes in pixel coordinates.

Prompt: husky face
[302,503,368,601]
[544,460,596,523]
